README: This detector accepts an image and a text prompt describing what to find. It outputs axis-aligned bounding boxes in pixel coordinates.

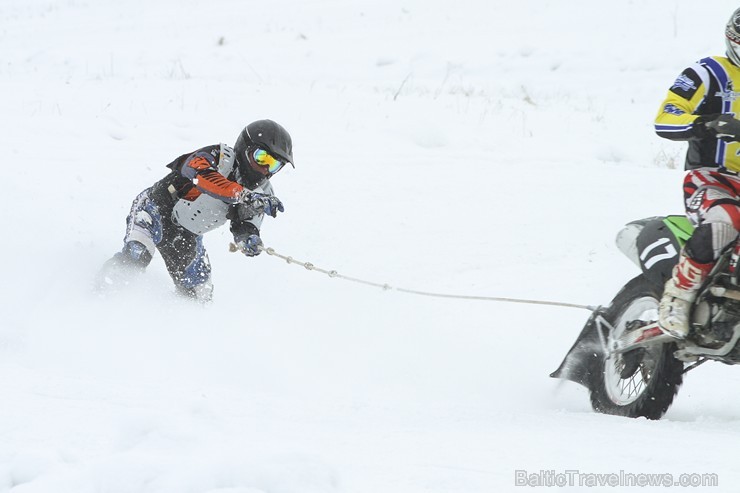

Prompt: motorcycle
[551,215,740,419]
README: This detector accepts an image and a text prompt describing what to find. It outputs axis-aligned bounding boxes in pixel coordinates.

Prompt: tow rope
[231,243,597,312]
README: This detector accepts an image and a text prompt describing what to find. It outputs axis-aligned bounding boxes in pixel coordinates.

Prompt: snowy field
[3,0,740,491]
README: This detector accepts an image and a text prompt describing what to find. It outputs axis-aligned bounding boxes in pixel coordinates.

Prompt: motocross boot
[658,253,713,338]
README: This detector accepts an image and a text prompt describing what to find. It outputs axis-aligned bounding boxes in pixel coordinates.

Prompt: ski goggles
[252,148,285,174]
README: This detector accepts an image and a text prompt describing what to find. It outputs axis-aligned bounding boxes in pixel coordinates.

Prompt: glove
[703,114,740,142]
[249,193,284,218]
[234,233,263,257]
[237,191,284,218]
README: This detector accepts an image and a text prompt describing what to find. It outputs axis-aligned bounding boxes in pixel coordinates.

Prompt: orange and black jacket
[151,144,261,237]
[164,144,245,203]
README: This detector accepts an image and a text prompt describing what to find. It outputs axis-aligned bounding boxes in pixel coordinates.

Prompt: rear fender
[616,215,693,288]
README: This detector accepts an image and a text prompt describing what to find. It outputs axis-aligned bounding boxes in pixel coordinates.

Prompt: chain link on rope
[232,243,597,312]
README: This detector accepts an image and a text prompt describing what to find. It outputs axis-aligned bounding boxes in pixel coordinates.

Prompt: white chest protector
[171,144,272,235]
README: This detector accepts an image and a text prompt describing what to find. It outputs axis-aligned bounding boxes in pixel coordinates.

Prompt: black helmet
[726,8,740,66]
[234,120,294,188]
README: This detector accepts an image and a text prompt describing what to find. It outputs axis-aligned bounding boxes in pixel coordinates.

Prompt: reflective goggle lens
[252,148,284,173]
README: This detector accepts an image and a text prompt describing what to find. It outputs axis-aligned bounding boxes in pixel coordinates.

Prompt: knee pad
[174,239,213,303]
[176,237,212,289]
[124,190,163,254]
[685,222,738,263]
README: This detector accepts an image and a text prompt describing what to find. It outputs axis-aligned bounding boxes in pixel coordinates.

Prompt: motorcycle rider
[656,8,740,338]
[96,119,294,302]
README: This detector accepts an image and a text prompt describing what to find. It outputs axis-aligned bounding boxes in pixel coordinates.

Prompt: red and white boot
[658,254,713,338]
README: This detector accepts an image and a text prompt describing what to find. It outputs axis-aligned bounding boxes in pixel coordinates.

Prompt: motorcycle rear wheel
[588,275,684,420]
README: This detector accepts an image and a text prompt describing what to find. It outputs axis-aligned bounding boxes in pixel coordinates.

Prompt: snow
[3,0,740,491]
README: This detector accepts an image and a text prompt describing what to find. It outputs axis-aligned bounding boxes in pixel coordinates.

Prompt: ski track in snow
[3,0,740,491]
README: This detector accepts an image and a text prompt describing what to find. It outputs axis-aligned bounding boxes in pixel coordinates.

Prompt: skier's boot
[176,280,214,304]
[95,241,153,293]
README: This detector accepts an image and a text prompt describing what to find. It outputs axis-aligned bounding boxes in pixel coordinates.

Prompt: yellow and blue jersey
[655,56,740,172]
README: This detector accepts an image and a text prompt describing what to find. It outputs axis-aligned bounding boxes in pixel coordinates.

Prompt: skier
[96,119,294,302]
[656,8,740,337]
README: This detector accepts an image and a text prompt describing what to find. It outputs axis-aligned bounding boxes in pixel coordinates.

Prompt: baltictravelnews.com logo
[514,469,719,488]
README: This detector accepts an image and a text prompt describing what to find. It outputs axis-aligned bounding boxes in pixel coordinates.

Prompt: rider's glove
[253,193,284,218]
[234,233,263,257]
[236,189,254,204]
[703,114,740,142]
[236,191,284,218]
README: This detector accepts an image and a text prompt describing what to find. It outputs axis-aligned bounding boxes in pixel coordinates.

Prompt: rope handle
[229,242,597,311]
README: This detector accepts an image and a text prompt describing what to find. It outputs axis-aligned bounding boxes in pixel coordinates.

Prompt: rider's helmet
[726,8,740,66]
[234,119,294,188]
